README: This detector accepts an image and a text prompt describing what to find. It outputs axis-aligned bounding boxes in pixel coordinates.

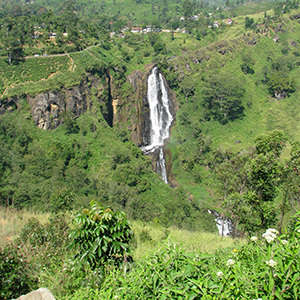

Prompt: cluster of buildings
[109,16,234,37]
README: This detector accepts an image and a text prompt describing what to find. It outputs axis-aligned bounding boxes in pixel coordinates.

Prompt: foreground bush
[0,245,37,299]
[67,212,300,300]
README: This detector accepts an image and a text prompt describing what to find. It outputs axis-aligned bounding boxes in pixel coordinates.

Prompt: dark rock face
[27,91,66,129]
[0,96,19,114]
[128,67,178,147]
[1,73,112,130]
[24,74,110,130]
[273,35,280,43]
[113,65,178,148]
[275,91,287,99]
[113,66,178,184]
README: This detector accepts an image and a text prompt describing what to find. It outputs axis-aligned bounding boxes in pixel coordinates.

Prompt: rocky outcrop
[14,288,55,300]
[0,96,19,114]
[0,73,111,130]
[26,74,109,130]
[27,91,66,130]
[273,35,280,43]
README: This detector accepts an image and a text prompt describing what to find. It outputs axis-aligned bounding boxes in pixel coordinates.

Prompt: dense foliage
[67,212,300,299]
[1,0,300,297]
[69,201,134,268]
[0,106,214,231]
[0,245,36,299]
[1,209,299,299]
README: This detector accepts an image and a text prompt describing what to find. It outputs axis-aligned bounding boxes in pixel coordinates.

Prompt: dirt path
[23,44,98,60]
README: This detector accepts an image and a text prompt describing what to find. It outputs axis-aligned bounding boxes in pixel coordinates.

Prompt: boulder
[14,288,55,300]
[273,35,280,43]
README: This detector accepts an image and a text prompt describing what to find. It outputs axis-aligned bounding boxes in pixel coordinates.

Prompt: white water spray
[158,148,168,183]
[141,67,173,183]
[208,210,233,237]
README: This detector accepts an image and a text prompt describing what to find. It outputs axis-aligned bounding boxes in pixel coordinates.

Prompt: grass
[131,220,246,260]
[0,207,49,248]
[0,207,246,260]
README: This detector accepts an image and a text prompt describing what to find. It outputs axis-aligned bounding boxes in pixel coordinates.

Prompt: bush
[49,188,75,213]
[69,201,134,269]
[0,245,37,299]
[90,212,300,299]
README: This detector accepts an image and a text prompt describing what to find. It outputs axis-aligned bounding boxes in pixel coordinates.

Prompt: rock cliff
[0,66,178,184]
[0,73,111,130]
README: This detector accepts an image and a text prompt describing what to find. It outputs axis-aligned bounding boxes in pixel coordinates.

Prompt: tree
[148,32,159,46]
[218,132,287,234]
[3,35,24,65]
[279,142,300,231]
[153,42,165,53]
[244,17,254,29]
[268,71,295,97]
[240,53,255,75]
[49,188,75,213]
[245,132,286,229]
[182,0,193,20]
[69,201,133,269]
[202,73,245,124]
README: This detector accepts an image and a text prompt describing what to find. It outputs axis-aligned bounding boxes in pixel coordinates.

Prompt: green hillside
[0,0,300,230]
[1,0,300,298]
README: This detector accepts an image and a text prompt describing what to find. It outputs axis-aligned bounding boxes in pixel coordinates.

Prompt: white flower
[281,239,288,245]
[217,271,223,277]
[251,236,258,242]
[267,228,278,234]
[265,259,277,268]
[262,228,278,243]
[226,259,235,266]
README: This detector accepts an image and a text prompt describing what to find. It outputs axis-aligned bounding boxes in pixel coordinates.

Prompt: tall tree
[202,73,245,124]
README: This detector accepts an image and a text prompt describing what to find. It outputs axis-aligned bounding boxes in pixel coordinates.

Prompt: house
[192,15,199,20]
[214,21,219,27]
[225,18,233,25]
[131,27,142,33]
[63,32,68,37]
[145,25,152,32]
[180,17,185,21]
[33,31,41,38]
[49,33,56,39]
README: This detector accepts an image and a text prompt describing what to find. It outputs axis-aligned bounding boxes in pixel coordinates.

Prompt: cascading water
[208,210,233,237]
[141,67,173,183]
[158,148,168,183]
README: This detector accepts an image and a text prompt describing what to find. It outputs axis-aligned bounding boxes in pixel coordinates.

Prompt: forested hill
[0,0,300,235]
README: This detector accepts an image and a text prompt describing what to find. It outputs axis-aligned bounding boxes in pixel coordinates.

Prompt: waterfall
[158,148,168,183]
[208,210,233,237]
[141,67,173,183]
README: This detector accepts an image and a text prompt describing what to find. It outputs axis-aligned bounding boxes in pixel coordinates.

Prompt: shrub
[92,212,300,299]
[0,245,37,299]
[69,201,134,269]
[49,188,75,213]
